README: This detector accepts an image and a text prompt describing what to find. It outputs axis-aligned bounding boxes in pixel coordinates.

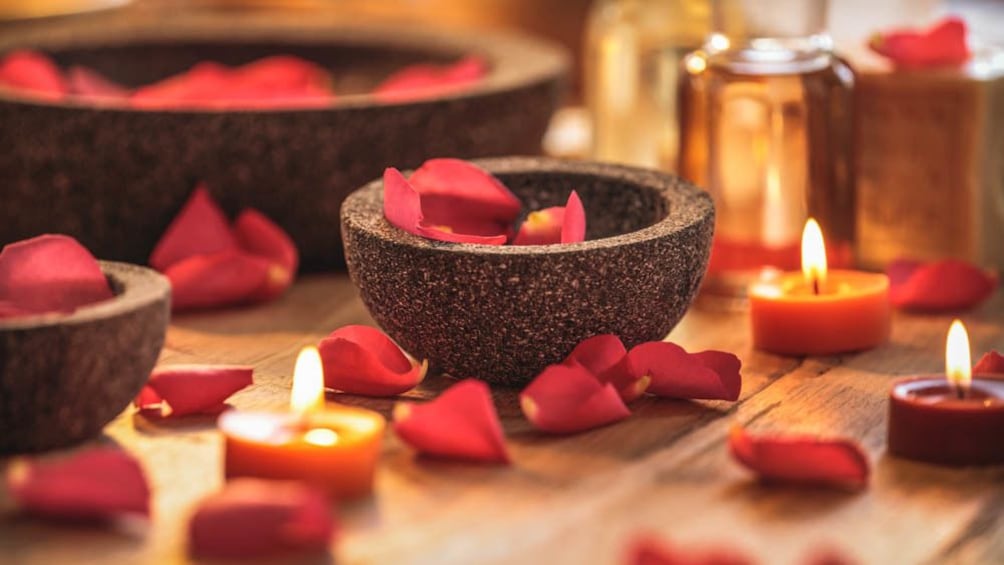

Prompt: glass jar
[585,0,709,170]
[679,0,854,300]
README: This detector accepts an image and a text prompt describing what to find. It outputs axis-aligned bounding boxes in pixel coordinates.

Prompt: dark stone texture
[0,261,170,453]
[342,157,716,387]
[0,15,568,271]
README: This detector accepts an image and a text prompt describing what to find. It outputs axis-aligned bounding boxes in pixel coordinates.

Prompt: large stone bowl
[0,11,567,271]
[341,157,715,386]
[0,261,170,453]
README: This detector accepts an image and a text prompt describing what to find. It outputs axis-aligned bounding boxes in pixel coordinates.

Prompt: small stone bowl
[0,261,170,453]
[341,157,715,386]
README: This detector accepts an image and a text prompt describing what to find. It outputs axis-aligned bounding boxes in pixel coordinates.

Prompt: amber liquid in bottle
[680,38,855,301]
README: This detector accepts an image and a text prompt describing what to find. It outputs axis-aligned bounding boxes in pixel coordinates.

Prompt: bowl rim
[0,11,569,113]
[0,260,171,329]
[341,156,715,257]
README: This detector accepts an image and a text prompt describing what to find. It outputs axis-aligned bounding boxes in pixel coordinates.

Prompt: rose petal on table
[165,250,271,311]
[0,234,113,315]
[0,49,67,100]
[383,167,508,245]
[563,334,647,402]
[319,325,427,396]
[729,426,870,490]
[409,158,521,224]
[188,479,335,559]
[624,534,754,565]
[974,350,1004,374]
[7,447,150,520]
[887,258,997,311]
[869,17,970,68]
[393,379,510,464]
[521,363,630,434]
[67,66,130,100]
[149,184,239,271]
[234,208,299,301]
[135,365,253,418]
[627,342,742,401]
[374,56,486,102]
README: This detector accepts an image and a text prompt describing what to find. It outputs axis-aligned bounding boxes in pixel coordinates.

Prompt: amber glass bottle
[679,0,854,299]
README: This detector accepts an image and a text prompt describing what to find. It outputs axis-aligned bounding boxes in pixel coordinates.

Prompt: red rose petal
[513,206,564,245]
[870,17,970,68]
[0,234,113,315]
[374,56,487,102]
[234,55,330,91]
[188,479,335,559]
[409,158,521,224]
[564,334,647,402]
[729,426,870,490]
[135,365,253,418]
[627,342,742,401]
[165,250,271,311]
[975,351,1004,374]
[234,208,299,273]
[67,66,129,100]
[0,299,36,319]
[7,447,150,520]
[887,258,997,311]
[319,325,427,396]
[131,62,230,109]
[561,190,586,243]
[625,534,754,565]
[521,363,630,434]
[149,184,238,272]
[383,167,508,245]
[393,379,509,464]
[0,49,67,100]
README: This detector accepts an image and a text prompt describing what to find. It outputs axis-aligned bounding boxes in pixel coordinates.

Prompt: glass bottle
[679,0,854,300]
[585,0,710,170]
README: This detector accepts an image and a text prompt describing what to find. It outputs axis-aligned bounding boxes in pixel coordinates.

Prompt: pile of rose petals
[887,258,997,312]
[728,426,870,491]
[393,379,510,464]
[188,479,335,559]
[0,234,114,319]
[522,334,742,434]
[975,351,1004,374]
[869,17,970,68]
[149,184,298,312]
[319,325,428,397]
[6,447,150,521]
[374,56,487,102]
[135,365,254,418]
[384,158,587,246]
[0,49,487,108]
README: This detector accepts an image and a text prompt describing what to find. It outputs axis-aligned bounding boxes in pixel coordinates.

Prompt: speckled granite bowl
[0,261,169,453]
[0,12,567,270]
[341,157,715,386]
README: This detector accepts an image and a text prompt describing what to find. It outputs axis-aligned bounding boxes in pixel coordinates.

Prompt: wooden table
[3,276,1003,565]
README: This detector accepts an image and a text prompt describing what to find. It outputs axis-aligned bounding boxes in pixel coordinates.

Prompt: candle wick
[812,277,820,296]
[955,383,967,400]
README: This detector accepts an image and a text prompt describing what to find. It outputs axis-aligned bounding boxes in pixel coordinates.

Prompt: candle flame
[801,218,827,291]
[290,346,325,416]
[946,319,972,397]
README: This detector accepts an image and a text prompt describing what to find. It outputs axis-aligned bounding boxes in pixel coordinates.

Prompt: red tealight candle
[749,219,891,355]
[888,320,1004,466]
[219,346,386,498]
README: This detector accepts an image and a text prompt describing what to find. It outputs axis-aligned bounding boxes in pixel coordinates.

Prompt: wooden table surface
[3,275,1003,565]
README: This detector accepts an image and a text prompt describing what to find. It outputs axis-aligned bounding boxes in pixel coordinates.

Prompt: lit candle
[749,218,892,355]
[218,346,386,498]
[888,320,1004,466]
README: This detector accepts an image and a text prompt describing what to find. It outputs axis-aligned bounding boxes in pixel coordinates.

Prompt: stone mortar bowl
[341,157,715,386]
[0,11,567,271]
[0,261,170,453]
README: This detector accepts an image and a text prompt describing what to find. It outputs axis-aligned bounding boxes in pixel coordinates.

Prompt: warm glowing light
[946,319,972,397]
[801,218,827,291]
[303,428,339,446]
[290,346,325,416]
[685,54,707,74]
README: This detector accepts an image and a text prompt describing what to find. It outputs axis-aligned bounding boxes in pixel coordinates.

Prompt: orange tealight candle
[749,219,891,356]
[219,346,385,499]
